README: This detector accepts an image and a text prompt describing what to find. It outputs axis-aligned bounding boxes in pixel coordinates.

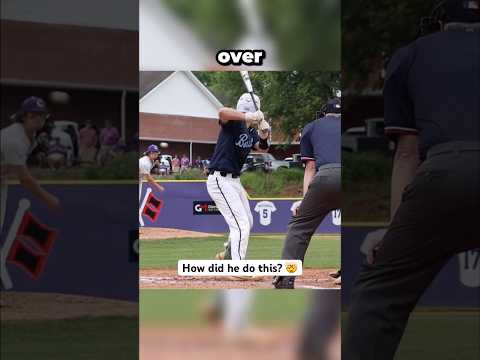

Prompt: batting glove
[245,110,264,125]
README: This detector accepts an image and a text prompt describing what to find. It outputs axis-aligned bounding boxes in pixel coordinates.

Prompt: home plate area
[139,268,339,289]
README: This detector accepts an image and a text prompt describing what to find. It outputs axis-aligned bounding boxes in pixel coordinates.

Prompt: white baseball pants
[207,172,253,260]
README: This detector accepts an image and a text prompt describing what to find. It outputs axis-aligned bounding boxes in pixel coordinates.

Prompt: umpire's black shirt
[384,23,480,159]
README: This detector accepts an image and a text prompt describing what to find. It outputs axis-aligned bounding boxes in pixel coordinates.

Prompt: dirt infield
[1,291,137,321]
[140,227,222,240]
[140,326,297,360]
[139,268,340,289]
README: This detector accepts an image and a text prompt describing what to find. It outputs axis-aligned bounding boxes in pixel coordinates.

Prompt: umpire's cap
[324,98,341,114]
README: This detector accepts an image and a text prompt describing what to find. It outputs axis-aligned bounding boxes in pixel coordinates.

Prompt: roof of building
[140,72,173,98]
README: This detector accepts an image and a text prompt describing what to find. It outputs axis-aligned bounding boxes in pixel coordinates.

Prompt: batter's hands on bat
[360,228,387,265]
[245,110,264,127]
[290,200,302,216]
[258,120,271,139]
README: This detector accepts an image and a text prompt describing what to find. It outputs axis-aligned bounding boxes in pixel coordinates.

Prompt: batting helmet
[236,93,261,113]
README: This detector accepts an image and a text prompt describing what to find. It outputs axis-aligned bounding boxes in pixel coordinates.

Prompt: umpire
[273,98,341,289]
[344,1,480,359]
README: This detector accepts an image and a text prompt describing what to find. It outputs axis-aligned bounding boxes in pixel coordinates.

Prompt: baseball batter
[273,98,341,289]
[139,144,165,201]
[207,93,270,261]
[1,97,61,288]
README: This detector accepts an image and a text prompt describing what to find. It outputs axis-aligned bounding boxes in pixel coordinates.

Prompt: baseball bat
[240,71,258,111]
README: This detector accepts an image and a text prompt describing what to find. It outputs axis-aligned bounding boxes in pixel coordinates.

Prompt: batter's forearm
[218,108,246,123]
[390,136,419,222]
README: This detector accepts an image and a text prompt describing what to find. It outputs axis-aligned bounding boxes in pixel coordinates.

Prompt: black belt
[209,170,239,178]
[427,141,480,159]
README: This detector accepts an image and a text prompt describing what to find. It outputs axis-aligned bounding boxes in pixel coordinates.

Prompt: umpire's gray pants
[343,142,480,360]
[281,164,341,262]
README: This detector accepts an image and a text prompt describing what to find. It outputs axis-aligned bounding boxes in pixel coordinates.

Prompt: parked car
[342,118,392,153]
[241,153,290,173]
[285,153,303,169]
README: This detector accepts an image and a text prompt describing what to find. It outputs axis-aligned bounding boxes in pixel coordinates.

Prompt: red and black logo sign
[7,211,58,279]
[193,201,220,215]
[142,192,164,222]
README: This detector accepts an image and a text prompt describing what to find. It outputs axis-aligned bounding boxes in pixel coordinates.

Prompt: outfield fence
[139,180,341,234]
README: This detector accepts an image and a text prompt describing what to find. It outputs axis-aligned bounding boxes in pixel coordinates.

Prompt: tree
[194,71,340,141]
[343,0,436,91]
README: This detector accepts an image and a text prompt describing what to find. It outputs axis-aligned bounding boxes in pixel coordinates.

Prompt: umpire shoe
[273,276,295,289]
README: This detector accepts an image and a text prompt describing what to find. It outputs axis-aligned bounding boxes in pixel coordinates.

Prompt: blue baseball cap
[147,144,160,153]
[20,96,48,113]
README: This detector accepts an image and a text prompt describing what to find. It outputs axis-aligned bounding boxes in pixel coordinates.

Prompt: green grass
[140,235,340,269]
[1,316,138,360]
[241,168,304,198]
[396,312,480,360]
[140,289,310,326]
[342,311,480,360]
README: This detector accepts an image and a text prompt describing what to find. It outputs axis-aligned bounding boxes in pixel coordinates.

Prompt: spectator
[46,137,68,170]
[172,155,180,173]
[159,156,170,176]
[194,156,202,169]
[180,154,190,173]
[79,120,98,164]
[166,155,173,174]
[202,159,210,175]
[50,126,74,167]
[97,120,120,165]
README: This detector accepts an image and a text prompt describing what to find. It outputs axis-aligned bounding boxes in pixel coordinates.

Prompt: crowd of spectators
[151,153,210,176]
[30,119,136,170]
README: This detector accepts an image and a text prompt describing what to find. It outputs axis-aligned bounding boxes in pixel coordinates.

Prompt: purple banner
[1,183,138,301]
[342,226,480,308]
[139,181,341,234]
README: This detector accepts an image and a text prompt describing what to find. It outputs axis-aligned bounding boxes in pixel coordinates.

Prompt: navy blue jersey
[209,120,260,176]
[384,26,480,158]
[300,115,341,169]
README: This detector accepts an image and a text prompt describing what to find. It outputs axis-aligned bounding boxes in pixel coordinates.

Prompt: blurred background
[140,289,340,360]
[341,2,480,359]
[140,0,340,70]
[1,1,138,359]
